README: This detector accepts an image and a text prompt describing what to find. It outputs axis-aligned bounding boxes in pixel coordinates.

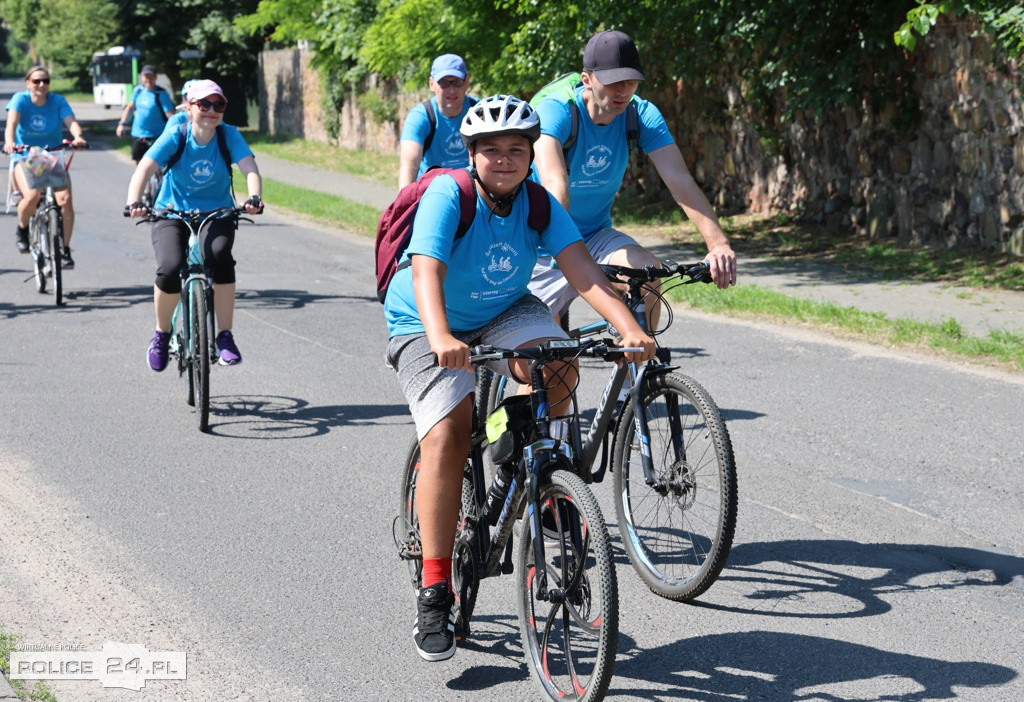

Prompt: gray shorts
[528,227,639,318]
[386,295,567,440]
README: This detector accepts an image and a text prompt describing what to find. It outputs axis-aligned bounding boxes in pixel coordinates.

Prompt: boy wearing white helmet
[383,94,654,663]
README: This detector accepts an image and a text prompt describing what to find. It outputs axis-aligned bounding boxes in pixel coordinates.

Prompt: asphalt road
[1,96,1023,701]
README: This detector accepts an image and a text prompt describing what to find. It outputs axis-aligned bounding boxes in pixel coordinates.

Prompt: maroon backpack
[375,167,552,303]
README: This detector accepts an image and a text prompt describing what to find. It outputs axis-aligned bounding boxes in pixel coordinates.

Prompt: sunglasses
[191,98,227,113]
[30,78,50,85]
[437,78,464,89]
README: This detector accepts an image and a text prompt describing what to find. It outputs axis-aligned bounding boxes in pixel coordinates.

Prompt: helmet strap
[469,165,521,218]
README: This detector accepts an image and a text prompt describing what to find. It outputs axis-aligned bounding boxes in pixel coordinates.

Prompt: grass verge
[668,282,1024,372]
[0,629,58,702]
[242,131,399,187]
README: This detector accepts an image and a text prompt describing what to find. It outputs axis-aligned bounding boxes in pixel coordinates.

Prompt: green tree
[895,1,1024,57]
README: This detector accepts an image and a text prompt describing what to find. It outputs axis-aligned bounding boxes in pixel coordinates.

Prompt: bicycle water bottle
[484,463,515,526]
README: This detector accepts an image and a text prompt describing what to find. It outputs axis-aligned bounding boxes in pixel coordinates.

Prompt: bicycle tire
[190,283,211,432]
[48,207,63,306]
[517,469,617,702]
[30,216,46,294]
[397,437,481,629]
[612,371,737,601]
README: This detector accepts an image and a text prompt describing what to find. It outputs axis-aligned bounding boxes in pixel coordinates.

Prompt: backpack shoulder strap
[523,180,552,234]
[449,167,476,238]
[564,92,580,159]
[215,124,236,199]
[422,99,437,152]
[154,86,169,123]
[625,101,645,169]
[161,121,189,174]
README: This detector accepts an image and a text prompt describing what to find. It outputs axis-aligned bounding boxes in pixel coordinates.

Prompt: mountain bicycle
[395,338,640,701]
[14,141,80,306]
[125,205,250,433]
[476,261,738,602]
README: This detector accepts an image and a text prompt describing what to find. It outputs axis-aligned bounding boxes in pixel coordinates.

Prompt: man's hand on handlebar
[704,243,737,289]
[617,329,656,364]
[431,334,473,373]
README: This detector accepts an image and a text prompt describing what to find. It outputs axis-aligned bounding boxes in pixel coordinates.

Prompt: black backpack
[162,122,235,196]
[421,96,479,152]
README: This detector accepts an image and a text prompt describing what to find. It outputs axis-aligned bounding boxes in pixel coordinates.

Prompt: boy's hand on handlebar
[431,334,472,373]
[617,330,656,363]
[705,244,737,289]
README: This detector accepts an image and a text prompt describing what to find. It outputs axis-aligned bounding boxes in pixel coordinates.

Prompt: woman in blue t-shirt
[384,94,655,663]
[3,67,88,262]
[125,80,264,373]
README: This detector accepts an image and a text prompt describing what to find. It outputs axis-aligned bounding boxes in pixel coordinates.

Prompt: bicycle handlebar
[470,338,638,365]
[11,140,86,153]
[599,259,712,285]
[122,205,249,222]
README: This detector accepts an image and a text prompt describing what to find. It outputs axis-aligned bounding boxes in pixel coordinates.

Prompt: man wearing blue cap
[530,30,737,331]
[398,54,477,188]
[116,65,176,163]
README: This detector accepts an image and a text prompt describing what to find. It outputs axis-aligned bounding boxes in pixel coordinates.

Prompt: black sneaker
[16,226,29,254]
[413,580,456,662]
[61,248,74,269]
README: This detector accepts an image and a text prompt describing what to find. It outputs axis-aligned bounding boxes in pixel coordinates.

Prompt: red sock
[422,557,453,592]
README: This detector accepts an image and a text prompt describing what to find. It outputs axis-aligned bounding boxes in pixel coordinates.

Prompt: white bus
[89,46,141,108]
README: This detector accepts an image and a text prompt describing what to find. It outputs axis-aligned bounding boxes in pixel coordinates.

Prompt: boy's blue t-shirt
[384,174,582,336]
[144,124,253,211]
[400,96,476,178]
[533,86,675,239]
[129,85,175,138]
[4,91,73,158]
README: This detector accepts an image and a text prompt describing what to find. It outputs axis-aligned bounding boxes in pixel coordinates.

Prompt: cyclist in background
[397,54,477,188]
[383,94,653,663]
[530,30,737,328]
[125,80,263,372]
[4,66,87,265]
[115,65,175,163]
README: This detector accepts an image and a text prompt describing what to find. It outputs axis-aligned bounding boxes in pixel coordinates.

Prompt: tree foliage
[895,1,1024,58]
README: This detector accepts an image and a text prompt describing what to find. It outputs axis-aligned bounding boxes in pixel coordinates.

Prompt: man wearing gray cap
[116,64,176,163]
[398,54,477,188]
[531,30,737,331]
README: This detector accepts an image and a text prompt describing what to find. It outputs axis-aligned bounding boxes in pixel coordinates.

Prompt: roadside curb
[0,672,17,700]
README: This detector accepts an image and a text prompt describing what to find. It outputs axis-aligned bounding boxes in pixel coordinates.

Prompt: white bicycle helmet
[460,94,541,147]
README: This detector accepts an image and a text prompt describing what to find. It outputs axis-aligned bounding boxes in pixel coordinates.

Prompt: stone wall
[258,21,1024,255]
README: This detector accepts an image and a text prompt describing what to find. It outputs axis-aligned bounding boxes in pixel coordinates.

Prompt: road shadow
[697,539,1024,619]
[0,283,151,318]
[612,629,1017,700]
[205,394,410,438]
[235,288,374,310]
[447,613,527,691]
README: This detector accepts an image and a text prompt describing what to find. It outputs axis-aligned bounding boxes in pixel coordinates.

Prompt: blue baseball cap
[430,54,467,81]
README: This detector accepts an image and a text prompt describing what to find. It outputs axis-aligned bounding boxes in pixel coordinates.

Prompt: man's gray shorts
[528,227,639,318]
[386,295,567,440]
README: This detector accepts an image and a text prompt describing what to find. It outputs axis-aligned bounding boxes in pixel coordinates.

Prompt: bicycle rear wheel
[612,371,737,601]
[189,283,211,432]
[517,469,617,702]
[48,207,63,306]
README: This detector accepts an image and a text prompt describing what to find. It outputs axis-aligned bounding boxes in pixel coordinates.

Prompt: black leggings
[152,218,236,294]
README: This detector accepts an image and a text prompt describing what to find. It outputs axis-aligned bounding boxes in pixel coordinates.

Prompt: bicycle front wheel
[517,469,617,702]
[613,371,737,601]
[189,283,211,432]
[30,216,46,294]
[48,207,63,306]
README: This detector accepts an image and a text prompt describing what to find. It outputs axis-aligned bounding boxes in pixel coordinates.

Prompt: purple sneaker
[147,330,171,372]
[216,330,242,366]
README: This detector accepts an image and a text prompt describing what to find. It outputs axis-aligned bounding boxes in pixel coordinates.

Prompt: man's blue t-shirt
[400,96,476,178]
[384,173,582,336]
[5,91,73,159]
[144,124,253,212]
[533,86,675,238]
[129,85,175,138]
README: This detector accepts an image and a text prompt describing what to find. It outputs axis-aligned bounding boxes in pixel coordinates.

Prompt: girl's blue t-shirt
[5,91,73,157]
[400,96,476,178]
[533,86,675,238]
[129,85,175,138]
[144,123,253,211]
[384,173,582,336]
